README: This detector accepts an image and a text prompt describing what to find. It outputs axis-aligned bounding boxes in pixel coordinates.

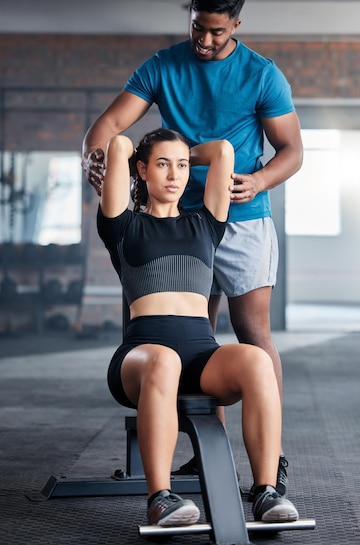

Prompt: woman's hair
[189,0,245,19]
[132,128,190,213]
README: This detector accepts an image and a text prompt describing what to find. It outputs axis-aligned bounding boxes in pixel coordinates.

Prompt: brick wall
[1,33,359,330]
[2,34,359,95]
[246,39,360,99]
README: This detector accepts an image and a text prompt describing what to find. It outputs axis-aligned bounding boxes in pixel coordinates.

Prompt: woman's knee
[121,345,181,402]
[234,344,274,382]
[142,346,182,389]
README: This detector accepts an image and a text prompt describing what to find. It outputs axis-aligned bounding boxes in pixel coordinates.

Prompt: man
[82,0,303,498]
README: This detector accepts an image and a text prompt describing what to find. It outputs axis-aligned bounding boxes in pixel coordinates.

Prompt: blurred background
[1,0,360,339]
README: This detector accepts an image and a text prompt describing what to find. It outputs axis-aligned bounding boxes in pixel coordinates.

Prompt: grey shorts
[211,217,279,297]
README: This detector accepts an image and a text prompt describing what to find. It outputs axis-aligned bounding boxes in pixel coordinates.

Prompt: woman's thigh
[200,343,272,405]
[107,342,180,409]
[107,315,220,407]
[120,344,182,406]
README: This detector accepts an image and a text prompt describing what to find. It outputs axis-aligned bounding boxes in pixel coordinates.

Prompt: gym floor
[1,313,359,544]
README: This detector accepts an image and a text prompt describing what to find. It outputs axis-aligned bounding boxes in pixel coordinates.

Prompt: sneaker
[252,486,299,523]
[147,490,200,526]
[171,456,198,476]
[172,456,241,483]
[276,455,289,496]
[249,455,289,500]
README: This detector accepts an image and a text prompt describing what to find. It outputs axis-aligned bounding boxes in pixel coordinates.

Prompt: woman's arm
[190,140,234,222]
[100,135,135,218]
[82,91,151,196]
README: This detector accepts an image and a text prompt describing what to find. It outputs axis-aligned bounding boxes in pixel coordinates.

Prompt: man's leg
[227,286,283,405]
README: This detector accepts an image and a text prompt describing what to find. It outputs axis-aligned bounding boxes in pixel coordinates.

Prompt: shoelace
[153,493,180,508]
[253,489,280,513]
[263,490,279,500]
[167,494,180,503]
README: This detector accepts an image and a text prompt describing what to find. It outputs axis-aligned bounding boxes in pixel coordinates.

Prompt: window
[0,151,82,244]
[285,130,341,236]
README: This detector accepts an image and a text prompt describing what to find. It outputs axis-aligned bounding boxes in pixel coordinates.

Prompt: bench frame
[28,395,315,545]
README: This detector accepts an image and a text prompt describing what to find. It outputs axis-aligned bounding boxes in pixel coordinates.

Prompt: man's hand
[82,148,106,196]
[230,172,264,203]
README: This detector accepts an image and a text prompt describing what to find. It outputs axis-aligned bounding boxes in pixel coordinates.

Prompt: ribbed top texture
[121,253,213,305]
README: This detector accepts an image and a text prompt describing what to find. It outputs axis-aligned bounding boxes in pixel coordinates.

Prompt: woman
[97,128,299,527]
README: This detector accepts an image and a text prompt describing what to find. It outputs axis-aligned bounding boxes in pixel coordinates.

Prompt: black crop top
[97,206,226,305]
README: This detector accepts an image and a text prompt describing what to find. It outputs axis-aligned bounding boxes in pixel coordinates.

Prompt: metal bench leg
[27,414,200,501]
[180,412,251,545]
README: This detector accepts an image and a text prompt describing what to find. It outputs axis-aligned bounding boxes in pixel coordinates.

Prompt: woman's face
[137,140,190,204]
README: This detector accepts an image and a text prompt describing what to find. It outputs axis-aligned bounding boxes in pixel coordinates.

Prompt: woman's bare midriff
[129,292,209,320]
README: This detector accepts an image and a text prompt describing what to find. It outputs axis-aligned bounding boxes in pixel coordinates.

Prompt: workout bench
[28,395,315,544]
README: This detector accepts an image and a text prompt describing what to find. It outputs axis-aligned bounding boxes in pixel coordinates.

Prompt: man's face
[189,10,241,61]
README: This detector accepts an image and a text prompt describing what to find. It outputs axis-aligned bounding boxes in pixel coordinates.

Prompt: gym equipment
[139,519,316,538]
[28,395,315,545]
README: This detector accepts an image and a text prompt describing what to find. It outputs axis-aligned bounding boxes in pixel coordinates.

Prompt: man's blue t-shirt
[124,40,295,223]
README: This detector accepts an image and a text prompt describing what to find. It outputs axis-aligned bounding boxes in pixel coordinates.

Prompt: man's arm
[82,90,151,195]
[230,111,303,203]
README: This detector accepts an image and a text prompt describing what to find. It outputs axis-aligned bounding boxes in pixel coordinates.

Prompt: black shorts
[107,315,220,409]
